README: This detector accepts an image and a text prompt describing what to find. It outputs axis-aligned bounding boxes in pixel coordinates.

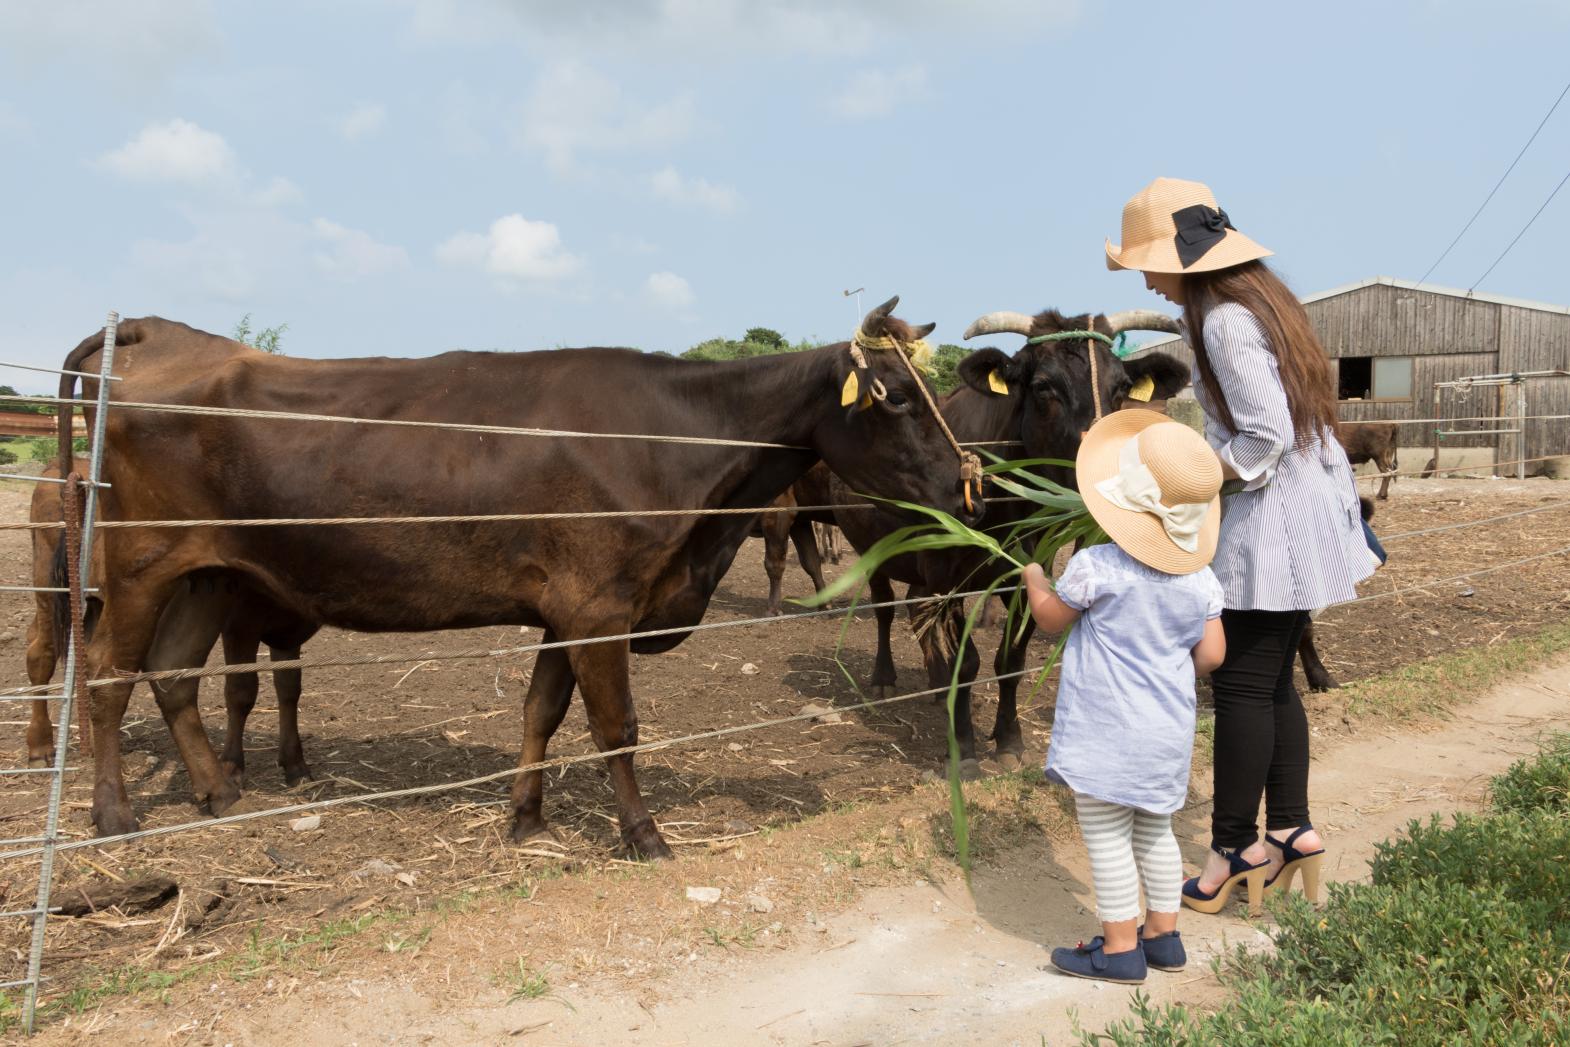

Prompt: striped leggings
[1075,794,1183,923]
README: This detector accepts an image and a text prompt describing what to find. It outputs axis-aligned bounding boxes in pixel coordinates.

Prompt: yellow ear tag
[987,370,1009,395]
[1128,374,1155,402]
[858,391,873,409]
[840,371,860,407]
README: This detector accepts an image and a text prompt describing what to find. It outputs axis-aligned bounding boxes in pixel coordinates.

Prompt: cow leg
[788,515,830,602]
[817,523,842,565]
[24,599,58,767]
[88,574,186,837]
[218,626,261,787]
[761,513,791,616]
[1377,451,1394,500]
[1298,618,1338,692]
[270,645,310,786]
[991,614,1035,770]
[566,634,669,860]
[913,597,982,778]
[509,640,576,843]
[868,574,898,701]
[145,582,242,817]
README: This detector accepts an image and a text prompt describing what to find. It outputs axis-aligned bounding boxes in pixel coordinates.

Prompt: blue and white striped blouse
[1189,302,1374,611]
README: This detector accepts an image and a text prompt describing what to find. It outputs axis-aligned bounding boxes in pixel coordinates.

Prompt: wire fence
[3,331,1570,1032]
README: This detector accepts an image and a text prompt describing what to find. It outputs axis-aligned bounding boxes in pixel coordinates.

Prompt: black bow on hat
[1172,204,1235,268]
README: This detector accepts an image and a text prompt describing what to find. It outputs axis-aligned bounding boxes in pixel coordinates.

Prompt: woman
[1104,177,1374,909]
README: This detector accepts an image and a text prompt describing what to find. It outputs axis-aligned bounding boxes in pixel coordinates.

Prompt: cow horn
[962,311,1037,341]
[1102,309,1181,335]
[863,296,899,326]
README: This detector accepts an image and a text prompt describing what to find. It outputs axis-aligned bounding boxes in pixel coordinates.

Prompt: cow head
[956,308,1190,483]
[815,296,984,524]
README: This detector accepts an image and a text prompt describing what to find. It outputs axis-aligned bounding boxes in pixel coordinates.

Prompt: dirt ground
[1,474,1568,1042]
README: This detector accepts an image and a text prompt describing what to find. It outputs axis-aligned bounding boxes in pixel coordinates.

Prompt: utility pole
[843,287,864,325]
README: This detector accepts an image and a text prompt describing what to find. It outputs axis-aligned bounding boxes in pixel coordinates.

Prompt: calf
[1339,422,1399,500]
[23,464,319,786]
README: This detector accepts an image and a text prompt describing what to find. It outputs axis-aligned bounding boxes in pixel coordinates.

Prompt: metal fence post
[21,311,117,1034]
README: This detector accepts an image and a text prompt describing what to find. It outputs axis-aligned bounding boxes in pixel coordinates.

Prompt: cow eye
[885,390,909,407]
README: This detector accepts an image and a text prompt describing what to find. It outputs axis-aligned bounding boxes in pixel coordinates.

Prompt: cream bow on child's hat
[1077,409,1223,575]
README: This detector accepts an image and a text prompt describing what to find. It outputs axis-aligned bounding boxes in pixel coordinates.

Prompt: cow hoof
[93,806,140,839]
[509,812,549,844]
[622,825,674,862]
[869,684,896,702]
[205,781,243,818]
[957,758,984,782]
[1307,677,1339,693]
[28,754,50,769]
[282,765,315,788]
[219,759,245,789]
[996,751,1024,773]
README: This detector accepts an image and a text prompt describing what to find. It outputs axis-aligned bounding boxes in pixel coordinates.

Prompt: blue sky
[2,1,1567,386]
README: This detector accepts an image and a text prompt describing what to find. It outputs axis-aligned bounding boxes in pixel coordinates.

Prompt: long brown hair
[1182,261,1339,444]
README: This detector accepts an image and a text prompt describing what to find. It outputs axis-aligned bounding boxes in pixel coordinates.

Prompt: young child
[1021,410,1226,984]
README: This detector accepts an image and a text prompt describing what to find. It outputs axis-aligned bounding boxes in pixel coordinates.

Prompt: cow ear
[957,347,1019,396]
[1123,352,1189,401]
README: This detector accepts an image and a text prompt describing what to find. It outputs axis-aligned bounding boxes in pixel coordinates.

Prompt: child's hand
[1022,562,1049,592]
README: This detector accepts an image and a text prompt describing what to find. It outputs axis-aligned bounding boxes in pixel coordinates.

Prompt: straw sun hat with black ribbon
[1077,409,1223,575]
[1105,177,1272,275]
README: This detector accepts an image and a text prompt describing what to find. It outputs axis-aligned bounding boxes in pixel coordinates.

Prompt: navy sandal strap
[1265,825,1324,863]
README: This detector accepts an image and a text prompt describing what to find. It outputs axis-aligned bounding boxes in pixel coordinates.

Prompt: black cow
[808,309,1188,775]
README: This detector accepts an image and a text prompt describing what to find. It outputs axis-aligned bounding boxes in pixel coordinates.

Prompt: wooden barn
[1138,276,1570,474]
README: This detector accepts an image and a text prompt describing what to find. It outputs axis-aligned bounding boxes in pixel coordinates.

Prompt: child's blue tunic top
[1045,543,1223,815]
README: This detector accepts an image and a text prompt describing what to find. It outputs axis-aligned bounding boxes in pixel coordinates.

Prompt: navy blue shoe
[1137,927,1187,972]
[1048,936,1147,984]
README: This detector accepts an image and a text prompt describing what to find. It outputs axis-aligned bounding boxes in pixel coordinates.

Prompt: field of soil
[0,474,1567,1041]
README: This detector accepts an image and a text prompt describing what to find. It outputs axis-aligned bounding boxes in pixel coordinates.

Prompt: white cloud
[644,271,694,310]
[249,176,304,207]
[829,67,930,120]
[517,62,695,174]
[99,118,237,183]
[0,1,221,78]
[650,166,740,214]
[340,103,388,142]
[311,219,409,280]
[399,1,1080,58]
[437,214,583,283]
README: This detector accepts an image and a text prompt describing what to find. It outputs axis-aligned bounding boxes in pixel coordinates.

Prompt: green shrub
[1086,735,1570,1046]
[1372,810,1570,936]
[1491,733,1570,814]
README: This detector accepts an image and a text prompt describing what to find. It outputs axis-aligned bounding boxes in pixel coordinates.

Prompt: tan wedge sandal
[1263,825,1327,904]
[1181,844,1270,915]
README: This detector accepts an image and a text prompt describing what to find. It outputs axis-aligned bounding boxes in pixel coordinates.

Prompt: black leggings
[1210,608,1312,850]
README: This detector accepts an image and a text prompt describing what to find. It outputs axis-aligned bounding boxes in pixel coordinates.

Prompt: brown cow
[24,463,319,786]
[752,488,831,616]
[810,309,1189,774]
[55,299,982,858]
[1339,421,1399,500]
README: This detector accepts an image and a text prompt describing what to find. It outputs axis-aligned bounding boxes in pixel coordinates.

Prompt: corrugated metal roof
[1131,275,1570,355]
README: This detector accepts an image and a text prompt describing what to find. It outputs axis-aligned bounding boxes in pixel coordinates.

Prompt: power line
[1416,77,1570,286]
[1470,165,1570,291]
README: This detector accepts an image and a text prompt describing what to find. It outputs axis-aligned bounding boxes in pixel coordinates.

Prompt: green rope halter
[1024,329,1135,358]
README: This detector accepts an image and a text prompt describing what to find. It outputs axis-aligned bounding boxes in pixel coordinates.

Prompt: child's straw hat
[1077,409,1223,575]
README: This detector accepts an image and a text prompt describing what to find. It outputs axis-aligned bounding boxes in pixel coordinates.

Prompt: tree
[680,327,810,362]
[0,384,52,415]
[927,344,971,395]
[743,327,787,350]
[233,314,288,354]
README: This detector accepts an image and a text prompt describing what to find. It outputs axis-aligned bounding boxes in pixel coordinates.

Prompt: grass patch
[1339,619,1570,722]
[1084,729,1570,1045]
[500,959,555,1004]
